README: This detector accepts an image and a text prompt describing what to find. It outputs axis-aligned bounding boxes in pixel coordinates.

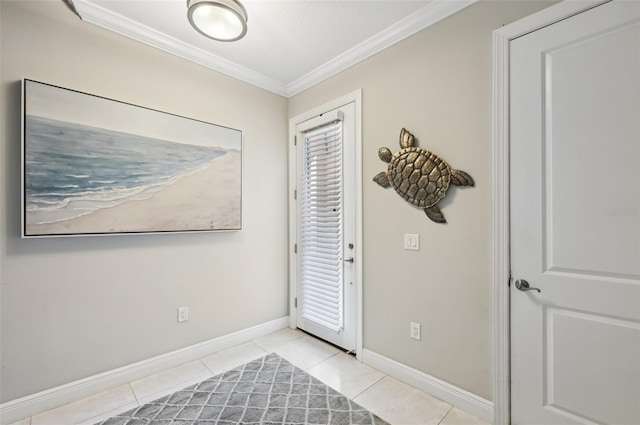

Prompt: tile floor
[10,328,489,425]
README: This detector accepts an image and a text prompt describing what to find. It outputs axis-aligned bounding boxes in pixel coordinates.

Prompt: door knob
[343,257,354,263]
[515,279,541,293]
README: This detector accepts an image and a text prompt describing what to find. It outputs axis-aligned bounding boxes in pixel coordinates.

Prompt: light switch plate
[178,306,189,322]
[404,234,420,251]
[410,322,421,340]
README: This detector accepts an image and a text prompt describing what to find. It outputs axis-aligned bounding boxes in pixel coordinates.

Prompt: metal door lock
[515,279,541,293]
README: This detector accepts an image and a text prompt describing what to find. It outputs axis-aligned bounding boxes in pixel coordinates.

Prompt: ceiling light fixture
[187,0,248,42]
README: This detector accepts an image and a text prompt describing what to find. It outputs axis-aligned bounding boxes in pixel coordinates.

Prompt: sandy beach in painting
[27,150,241,235]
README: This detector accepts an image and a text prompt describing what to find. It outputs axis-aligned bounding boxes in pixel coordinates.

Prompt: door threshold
[297,328,355,356]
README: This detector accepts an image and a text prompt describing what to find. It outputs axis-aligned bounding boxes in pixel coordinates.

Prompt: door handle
[515,279,541,293]
[343,257,354,263]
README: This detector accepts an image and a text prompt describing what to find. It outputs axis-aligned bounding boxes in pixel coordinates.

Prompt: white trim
[0,316,289,425]
[70,0,288,97]
[288,114,298,330]
[491,21,512,425]
[285,0,479,97]
[353,91,364,359]
[361,349,493,423]
[288,90,363,356]
[491,1,609,424]
[70,0,478,98]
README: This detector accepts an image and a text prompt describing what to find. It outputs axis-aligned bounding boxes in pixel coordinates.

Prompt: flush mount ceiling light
[187,0,248,42]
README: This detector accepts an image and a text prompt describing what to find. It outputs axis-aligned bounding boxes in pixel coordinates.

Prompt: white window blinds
[300,116,344,332]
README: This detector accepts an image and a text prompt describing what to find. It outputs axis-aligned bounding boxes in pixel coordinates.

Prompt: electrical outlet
[404,234,420,251]
[410,322,421,340]
[178,306,189,322]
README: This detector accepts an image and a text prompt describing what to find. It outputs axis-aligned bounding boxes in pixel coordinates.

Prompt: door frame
[288,89,363,357]
[491,1,608,423]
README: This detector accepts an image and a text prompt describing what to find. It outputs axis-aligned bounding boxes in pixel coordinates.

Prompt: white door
[510,1,640,424]
[294,101,357,352]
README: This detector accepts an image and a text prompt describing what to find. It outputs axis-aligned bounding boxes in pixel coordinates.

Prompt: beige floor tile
[274,334,340,370]
[200,341,268,375]
[130,360,212,405]
[76,400,142,425]
[439,407,490,425]
[354,376,452,425]
[8,419,31,425]
[307,352,384,399]
[23,332,488,425]
[252,327,304,352]
[31,384,136,425]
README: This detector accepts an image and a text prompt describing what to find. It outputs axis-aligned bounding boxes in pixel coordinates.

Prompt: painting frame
[21,79,242,238]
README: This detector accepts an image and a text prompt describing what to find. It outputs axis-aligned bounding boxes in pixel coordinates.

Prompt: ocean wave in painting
[25,116,227,225]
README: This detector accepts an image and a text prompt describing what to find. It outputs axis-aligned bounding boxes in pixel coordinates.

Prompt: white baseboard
[0,316,289,425]
[360,348,493,423]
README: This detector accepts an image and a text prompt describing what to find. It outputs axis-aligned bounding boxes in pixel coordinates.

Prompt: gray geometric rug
[94,353,389,425]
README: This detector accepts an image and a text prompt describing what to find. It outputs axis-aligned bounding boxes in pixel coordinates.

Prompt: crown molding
[285,0,479,97]
[71,0,478,99]
[70,0,288,97]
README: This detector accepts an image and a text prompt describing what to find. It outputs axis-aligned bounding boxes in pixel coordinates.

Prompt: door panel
[295,102,356,352]
[546,308,640,423]
[542,18,640,279]
[510,1,640,424]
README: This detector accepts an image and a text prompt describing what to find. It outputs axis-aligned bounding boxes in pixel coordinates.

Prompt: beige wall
[0,0,558,407]
[290,0,556,400]
[0,1,288,402]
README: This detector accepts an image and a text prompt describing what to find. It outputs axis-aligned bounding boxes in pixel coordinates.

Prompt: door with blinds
[294,102,356,352]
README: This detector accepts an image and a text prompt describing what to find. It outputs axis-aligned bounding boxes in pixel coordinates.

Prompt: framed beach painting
[21,79,242,237]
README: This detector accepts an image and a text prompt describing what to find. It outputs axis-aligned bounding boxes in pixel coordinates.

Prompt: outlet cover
[178,306,189,322]
[410,322,421,340]
[404,234,420,251]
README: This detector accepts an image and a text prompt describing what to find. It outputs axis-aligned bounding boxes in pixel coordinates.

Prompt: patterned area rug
[95,353,389,425]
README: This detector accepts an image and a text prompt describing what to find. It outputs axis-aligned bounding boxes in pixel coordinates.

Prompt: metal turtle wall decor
[373,128,474,223]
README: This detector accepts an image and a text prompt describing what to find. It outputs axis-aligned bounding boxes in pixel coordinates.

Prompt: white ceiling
[70,0,478,97]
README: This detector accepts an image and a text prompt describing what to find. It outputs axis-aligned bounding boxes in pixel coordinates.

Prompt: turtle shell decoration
[373,128,474,223]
